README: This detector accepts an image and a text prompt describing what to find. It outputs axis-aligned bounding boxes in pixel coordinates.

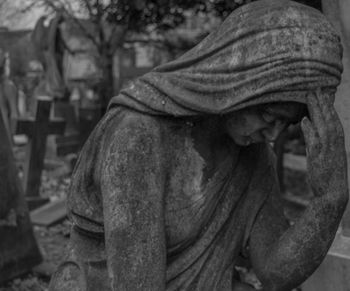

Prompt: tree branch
[61,0,75,14]
[81,0,95,18]
[96,0,102,19]
[0,0,40,21]
[19,1,40,14]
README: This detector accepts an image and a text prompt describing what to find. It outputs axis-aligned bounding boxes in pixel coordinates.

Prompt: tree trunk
[99,25,127,113]
[100,51,115,112]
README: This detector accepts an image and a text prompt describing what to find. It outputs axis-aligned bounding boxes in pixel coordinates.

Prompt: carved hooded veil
[109,0,342,116]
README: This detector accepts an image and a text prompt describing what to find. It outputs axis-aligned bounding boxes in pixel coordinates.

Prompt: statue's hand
[301,89,348,198]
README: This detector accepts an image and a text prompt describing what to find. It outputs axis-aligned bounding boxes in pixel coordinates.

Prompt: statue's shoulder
[102,107,163,143]
[123,108,160,127]
[120,109,163,138]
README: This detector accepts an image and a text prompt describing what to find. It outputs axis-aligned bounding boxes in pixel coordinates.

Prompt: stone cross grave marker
[14,96,65,210]
[0,107,42,283]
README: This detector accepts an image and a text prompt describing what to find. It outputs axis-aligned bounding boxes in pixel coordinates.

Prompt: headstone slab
[0,111,42,283]
[30,198,67,227]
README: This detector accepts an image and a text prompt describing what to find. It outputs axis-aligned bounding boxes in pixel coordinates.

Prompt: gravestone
[302,0,350,290]
[0,107,42,283]
[14,96,65,210]
[30,198,67,227]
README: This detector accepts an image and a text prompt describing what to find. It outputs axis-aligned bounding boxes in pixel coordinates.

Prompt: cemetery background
[0,0,347,290]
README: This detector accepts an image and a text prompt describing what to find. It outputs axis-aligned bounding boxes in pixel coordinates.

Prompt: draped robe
[50,107,279,290]
[49,0,343,290]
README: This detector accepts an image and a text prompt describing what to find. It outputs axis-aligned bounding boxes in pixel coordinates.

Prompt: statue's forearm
[100,115,167,290]
[260,190,348,291]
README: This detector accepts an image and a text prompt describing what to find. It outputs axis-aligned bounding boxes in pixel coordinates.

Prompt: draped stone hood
[109,0,343,116]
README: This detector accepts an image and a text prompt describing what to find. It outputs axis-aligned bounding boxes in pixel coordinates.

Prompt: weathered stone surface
[302,0,350,289]
[323,0,350,234]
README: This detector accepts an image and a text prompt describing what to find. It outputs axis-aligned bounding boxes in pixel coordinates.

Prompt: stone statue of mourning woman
[49,0,349,290]
[0,50,18,142]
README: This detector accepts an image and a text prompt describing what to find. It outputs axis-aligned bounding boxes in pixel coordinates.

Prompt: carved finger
[336,120,345,138]
[301,117,320,155]
[318,92,336,143]
[307,91,326,139]
[319,92,345,141]
[328,109,345,143]
[329,104,345,135]
[317,91,332,118]
[317,90,338,133]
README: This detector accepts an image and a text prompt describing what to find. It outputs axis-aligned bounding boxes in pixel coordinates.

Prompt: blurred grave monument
[0,49,19,143]
[30,14,184,158]
[0,104,42,283]
[303,0,350,290]
[31,15,104,155]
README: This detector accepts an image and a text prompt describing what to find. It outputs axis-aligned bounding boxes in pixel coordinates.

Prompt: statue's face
[225,102,306,146]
